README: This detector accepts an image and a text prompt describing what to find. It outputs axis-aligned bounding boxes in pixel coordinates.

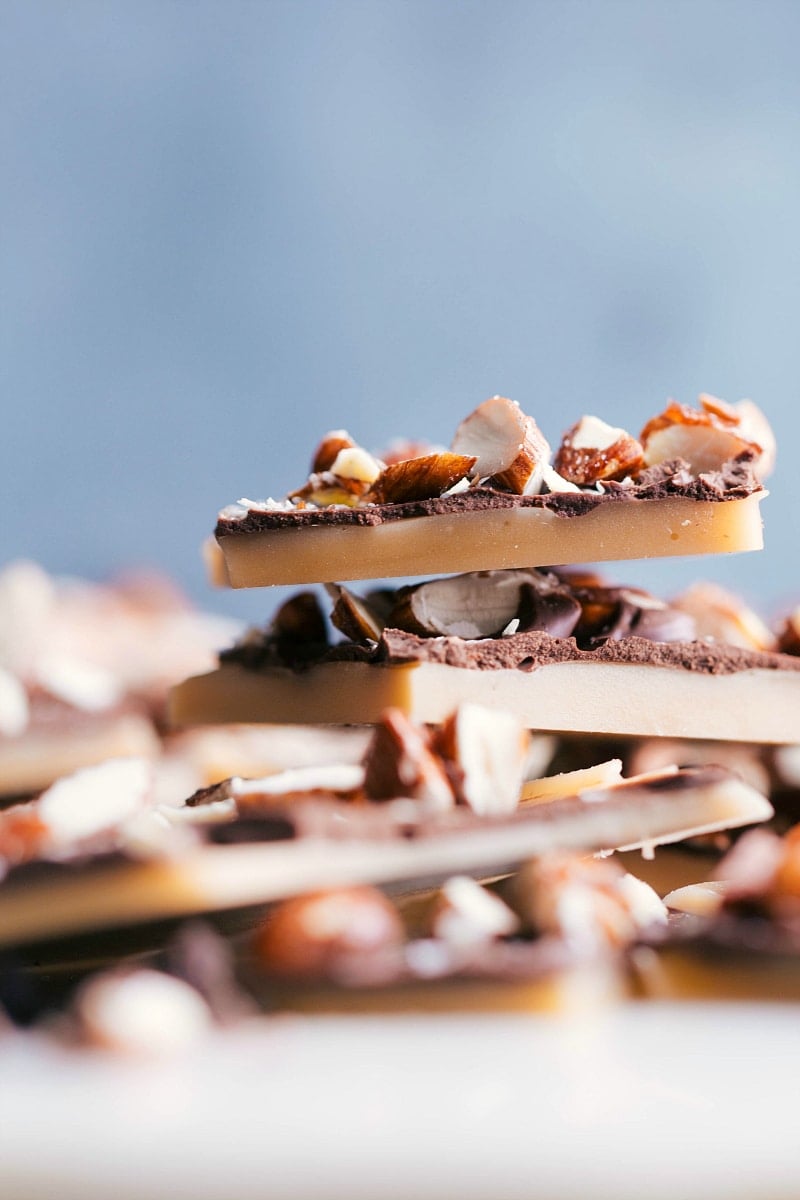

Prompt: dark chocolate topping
[375,629,800,675]
[216,454,761,537]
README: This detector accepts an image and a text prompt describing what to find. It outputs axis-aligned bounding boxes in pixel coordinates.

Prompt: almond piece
[253,886,404,980]
[75,969,213,1054]
[672,582,775,652]
[388,569,545,640]
[311,430,356,473]
[430,876,520,947]
[363,709,454,811]
[734,399,776,478]
[777,608,800,656]
[326,583,386,643]
[639,396,765,477]
[367,452,476,504]
[553,415,644,485]
[511,855,667,950]
[451,396,551,495]
[434,704,530,816]
[329,446,384,485]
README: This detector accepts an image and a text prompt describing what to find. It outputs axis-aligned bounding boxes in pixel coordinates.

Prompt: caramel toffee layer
[216,458,760,537]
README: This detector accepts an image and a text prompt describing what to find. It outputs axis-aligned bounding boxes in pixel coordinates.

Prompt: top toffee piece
[213,395,773,587]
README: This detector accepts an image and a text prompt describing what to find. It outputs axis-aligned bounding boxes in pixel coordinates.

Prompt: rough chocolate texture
[216,454,761,537]
[373,629,800,675]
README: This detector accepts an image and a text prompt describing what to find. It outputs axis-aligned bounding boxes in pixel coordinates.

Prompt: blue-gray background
[3,0,799,624]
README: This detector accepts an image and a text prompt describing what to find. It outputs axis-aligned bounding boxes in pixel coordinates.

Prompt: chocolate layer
[375,630,800,676]
[216,455,761,537]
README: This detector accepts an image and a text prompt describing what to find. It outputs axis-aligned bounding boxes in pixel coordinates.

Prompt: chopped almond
[367,452,476,504]
[553,415,644,485]
[451,396,551,495]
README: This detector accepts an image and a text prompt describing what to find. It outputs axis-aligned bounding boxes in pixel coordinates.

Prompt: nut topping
[311,430,356,474]
[430,875,520,947]
[388,570,551,640]
[363,709,455,811]
[434,703,529,815]
[673,582,775,652]
[451,396,551,495]
[511,854,667,951]
[367,452,476,504]
[640,395,770,478]
[327,583,386,643]
[553,415,644,485]
[253,886,405,980]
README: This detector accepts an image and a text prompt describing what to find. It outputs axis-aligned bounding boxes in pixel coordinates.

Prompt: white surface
[2,1003,800,1200]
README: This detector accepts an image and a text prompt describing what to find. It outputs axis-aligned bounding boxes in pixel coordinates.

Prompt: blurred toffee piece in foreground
[0,561,239,799]
[0,706,771,950]
[171,569,800,742]
[638,822,800,1002]
[211,395,771,586]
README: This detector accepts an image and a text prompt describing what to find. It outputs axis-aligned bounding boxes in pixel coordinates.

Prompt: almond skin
[367,452,476,504]
[553,417,644,485]
[311,431,356,473]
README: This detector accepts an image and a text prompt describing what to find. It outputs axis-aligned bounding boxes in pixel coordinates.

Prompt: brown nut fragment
[363,709,454,811]
[672,582,775,652]
[639,395,768,478]
[253,886,405,981]
[311,430,356,473]
[367,452,476,504]
[434,703,530,816]
[776,608,800,657]
[272,591,329,645]
[511,855,667,952]
[451,396,551,495]
[326,583,386,643]
[0,806,48,871]
[388,570,544,640]
[553,415,644,485]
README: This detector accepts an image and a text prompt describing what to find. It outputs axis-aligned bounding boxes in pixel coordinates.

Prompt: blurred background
[2,0,799,624]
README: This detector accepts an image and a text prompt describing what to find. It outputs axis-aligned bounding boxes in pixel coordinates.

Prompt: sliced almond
[451,396,551,495]
[640,397,765,477]
[520,759,624,805]
[663,880,728,917]
[434,704,530,816]
[363,709,454,812]
[367,452,476,504]
[326,583,386,643]
[553,415,644,485]
[229,764,365,811]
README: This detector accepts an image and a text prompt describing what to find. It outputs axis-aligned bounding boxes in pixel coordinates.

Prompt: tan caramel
[216,493,764,587]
